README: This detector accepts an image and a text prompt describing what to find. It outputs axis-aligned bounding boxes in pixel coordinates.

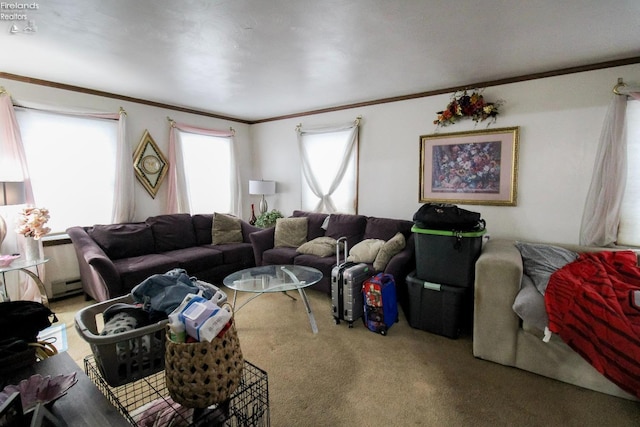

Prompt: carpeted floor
[50,288,640,426]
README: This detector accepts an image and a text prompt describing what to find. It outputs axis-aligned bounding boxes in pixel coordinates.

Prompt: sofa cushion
[324,213,367,250]
[113,253,179,293]
[297,237,338,258]
[147,214,197,252]
[212,213,243,245]
[347,239,385,263]
[514,241,578,294]
[373,232,406,271]
[364,216,413,241]
[192,214,214,245]
[214,243,255,264]
[89,223,155,260]
[274,217,308,248]
[293,254,334,294]
[161,246,224,273]
[512,273,549,332]
[262,247,299,265]
[292,210,329,241]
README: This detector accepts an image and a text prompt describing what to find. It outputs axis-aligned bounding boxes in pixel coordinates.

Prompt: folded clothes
[131,268,217,320]
[100,312,152,361]
[130,395,193,427]
[103,303,150,326]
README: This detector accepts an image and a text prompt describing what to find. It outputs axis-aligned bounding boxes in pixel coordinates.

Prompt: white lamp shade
[249,180,276,195]
[0,181,26,206]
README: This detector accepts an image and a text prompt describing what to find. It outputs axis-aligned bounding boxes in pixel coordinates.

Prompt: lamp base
[259,196,268,214]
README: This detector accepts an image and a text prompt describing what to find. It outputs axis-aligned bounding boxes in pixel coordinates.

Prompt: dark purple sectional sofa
[67,213,260,302]
[250,210,415,303]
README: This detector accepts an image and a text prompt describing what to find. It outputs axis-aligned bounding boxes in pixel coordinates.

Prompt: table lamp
[0,181,26,246]
[249,180,276,214]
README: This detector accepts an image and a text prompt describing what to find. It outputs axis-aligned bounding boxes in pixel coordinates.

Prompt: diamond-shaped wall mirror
[133,130,168,198]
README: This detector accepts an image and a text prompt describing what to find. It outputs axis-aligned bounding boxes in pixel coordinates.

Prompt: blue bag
[362,273,398,335]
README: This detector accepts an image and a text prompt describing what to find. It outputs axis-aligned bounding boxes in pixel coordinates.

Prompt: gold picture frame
[133,130,168,198]
[419,126,519,206]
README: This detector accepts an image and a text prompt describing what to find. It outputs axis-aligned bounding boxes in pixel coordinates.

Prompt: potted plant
[255,209,283,228]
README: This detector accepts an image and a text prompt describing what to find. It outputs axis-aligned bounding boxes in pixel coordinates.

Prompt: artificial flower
[434,90,503,127]
[16,207,51,239]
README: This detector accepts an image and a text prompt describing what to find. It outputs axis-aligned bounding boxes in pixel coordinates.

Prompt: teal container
[411,225,486,287]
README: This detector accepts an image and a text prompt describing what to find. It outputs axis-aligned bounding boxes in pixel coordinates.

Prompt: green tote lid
[411,225,487,237]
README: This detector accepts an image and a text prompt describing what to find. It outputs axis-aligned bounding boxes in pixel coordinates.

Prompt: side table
[0,258,50,307]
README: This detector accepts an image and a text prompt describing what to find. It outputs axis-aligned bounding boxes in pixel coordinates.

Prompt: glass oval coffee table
[223,265,322,334]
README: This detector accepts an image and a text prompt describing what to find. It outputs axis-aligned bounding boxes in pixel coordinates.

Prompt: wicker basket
[165,318,243,408]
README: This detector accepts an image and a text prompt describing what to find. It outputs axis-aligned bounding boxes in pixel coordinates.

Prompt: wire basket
[84,355,270,426]
[74,294,168,387]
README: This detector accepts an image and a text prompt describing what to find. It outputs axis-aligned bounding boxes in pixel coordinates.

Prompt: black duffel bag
[413,203,485,231]
[0,301,57,342]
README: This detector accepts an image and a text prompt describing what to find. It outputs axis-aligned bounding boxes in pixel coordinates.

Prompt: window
[299,124,359,214]
[618,98,640,246]
[177,130,233,214]
[16,109,118,233]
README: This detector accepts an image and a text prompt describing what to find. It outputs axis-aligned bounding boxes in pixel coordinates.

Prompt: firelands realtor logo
[1,2,39,34]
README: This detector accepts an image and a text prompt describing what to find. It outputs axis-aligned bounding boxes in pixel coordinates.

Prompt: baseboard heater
[51,278,83,300]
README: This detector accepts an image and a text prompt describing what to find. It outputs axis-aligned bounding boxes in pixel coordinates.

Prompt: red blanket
[545,250,640,398]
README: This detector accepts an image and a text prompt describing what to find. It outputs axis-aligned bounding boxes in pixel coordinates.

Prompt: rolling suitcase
[332,237,371,327]
[363,273,398,335]
[332,262,372,327]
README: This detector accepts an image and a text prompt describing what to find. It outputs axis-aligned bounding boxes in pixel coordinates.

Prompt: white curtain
[111,109,135,223]
[0,91,40,301]
[580,91,640,246]
[297,119,359,213]
[166,121,240,215]
[11,100,133,223]
[1,90,132,301]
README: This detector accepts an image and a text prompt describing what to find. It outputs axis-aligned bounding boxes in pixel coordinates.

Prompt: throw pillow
[514,241,578,295]
[373,232,406,271]
[211,213,243,245]
[89,223,154,260]
[347,239,385,263]
[274,217,308,248]
[297,236,338,257]
[512,274,549,332]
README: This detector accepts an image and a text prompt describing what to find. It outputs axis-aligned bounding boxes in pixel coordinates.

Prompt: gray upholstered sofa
[67,213,260,302]
[250,210,415,301]
[473,238,636,400]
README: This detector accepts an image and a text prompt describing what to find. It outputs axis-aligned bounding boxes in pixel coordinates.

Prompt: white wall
[250,63,640,245]
[2,62,638,247]
[0,78,253,223]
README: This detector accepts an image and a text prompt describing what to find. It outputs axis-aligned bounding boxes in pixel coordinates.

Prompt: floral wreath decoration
[434,89,503,127]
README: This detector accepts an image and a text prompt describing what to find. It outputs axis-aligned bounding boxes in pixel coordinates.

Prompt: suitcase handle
[336,236,348,267]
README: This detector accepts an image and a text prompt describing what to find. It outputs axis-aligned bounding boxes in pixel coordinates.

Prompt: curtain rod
[613,78,640,95]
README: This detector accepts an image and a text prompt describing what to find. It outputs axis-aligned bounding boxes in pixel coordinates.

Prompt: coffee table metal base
[226,265,321,334]
[231,287,318,334]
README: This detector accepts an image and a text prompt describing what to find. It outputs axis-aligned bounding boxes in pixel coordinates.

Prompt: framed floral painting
[419,127,519,206]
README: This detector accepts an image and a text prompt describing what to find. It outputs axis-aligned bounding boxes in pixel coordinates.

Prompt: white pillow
[347,239,385,263]
[297,237,337,257]
[373,232,406,271]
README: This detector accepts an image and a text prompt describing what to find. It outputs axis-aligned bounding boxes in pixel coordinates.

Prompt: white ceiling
[3,0,640,122]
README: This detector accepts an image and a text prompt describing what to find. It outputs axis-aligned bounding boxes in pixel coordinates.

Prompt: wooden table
[3,352,130,426]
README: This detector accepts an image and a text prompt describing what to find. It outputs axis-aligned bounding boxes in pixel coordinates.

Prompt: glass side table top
[0,257,49,273]
[223,265,323,334]
[223,265,323,293]
[0,258,50,306]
